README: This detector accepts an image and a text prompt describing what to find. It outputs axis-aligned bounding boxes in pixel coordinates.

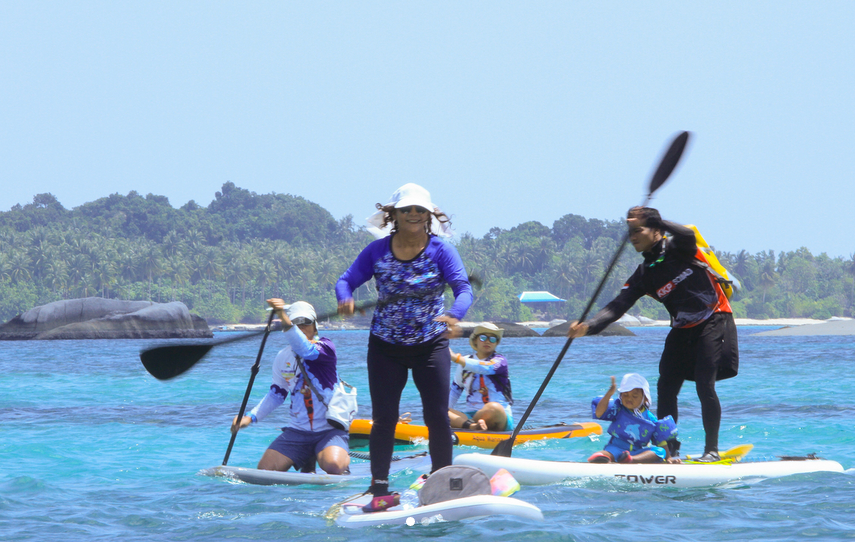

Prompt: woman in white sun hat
[336,183,473,512]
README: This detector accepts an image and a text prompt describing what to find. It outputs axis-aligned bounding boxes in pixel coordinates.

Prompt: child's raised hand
[607,376,617,395]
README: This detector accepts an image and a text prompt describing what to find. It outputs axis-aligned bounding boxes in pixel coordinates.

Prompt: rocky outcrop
[459,322,542,339]
[0,298,213,340]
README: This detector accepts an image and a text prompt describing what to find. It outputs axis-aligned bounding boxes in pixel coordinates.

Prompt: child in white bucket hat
[588,373,680,464]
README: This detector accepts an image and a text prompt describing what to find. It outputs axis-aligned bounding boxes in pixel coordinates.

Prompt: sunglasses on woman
[397,206,429,214]
[477,334,498,343]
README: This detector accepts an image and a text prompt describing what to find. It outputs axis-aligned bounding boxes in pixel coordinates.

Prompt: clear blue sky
[2,2,853,257]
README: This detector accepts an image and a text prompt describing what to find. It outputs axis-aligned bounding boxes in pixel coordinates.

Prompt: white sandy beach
[221,317,855,336]
[511,317,855,336]
[515,317,836,328]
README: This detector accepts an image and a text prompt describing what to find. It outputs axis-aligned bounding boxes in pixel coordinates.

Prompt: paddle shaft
[492,131,690,456]
[496,229,632,453]
[222,309,276,466]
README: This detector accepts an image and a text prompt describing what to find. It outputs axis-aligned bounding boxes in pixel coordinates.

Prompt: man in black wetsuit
[568,207,739,462]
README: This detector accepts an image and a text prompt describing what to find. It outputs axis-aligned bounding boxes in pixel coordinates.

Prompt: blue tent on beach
[518,291,566,304]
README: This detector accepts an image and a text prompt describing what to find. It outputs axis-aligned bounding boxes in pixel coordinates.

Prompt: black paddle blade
[648,131,690,195]
[491,437,514,457]
[140,344,215,380]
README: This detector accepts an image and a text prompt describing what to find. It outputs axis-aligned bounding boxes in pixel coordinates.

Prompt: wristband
[249,413,257,424]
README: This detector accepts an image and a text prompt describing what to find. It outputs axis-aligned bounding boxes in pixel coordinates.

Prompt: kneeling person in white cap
[448,323,514,432]
[231,299,350,474]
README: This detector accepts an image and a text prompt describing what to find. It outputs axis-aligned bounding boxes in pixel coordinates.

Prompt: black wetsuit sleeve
[585,266,646,336]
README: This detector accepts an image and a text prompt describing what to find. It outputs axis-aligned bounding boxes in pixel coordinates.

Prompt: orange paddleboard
[349,419,601,449]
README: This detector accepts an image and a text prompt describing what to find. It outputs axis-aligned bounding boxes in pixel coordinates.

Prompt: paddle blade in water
[140,344,214,380]
[491,437,514,457]
[648,131,690,195]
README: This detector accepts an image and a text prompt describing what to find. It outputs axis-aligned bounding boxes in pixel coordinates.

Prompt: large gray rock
[460,322,541,339]
[0,298,212,340]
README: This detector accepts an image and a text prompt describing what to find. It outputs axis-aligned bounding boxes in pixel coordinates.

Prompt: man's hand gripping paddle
[491,131,691,457]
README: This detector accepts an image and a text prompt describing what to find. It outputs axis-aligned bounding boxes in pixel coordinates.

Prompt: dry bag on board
[686,224,740,299]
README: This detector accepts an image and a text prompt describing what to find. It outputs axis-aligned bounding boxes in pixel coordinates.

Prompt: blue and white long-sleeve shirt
[448,353,513,412]
[335,235,473,345]
[248,326,339,432]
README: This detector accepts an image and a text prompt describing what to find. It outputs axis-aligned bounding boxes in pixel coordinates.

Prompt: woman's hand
[231,415,252,434]
[338,298,355,316]
[436,314,461,338]
[267,298,292,327]
[566,321,589,338]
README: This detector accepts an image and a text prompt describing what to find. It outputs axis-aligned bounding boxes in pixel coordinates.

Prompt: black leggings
[367,333,453,484]
[657,313,738,454]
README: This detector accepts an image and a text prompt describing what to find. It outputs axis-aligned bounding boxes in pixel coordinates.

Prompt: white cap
[618,373,652,406]
[285,301,316,324]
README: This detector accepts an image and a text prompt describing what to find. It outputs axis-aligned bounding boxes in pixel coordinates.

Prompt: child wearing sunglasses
[448,323,514,432]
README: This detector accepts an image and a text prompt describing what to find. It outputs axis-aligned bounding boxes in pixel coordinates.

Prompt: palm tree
[552,252,578,300]
[0,253,10,282]
[847,253,855,316]
[139,244,163,300]
[166,254,191,302]
[254,257,277,303]
[162,230,185,258]
[92,260,117,299]
[26,229,52,282]
[760,261,778,303]
[7,251,32,284]
[579,248,604,298]
[734,250,751,278]
[67,253,91,297]
[45,259,68,296]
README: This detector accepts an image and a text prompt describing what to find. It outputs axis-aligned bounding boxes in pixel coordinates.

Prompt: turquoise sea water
[2,327,854,541]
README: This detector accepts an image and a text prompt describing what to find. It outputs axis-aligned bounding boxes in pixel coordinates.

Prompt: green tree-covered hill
[1,185,853,324]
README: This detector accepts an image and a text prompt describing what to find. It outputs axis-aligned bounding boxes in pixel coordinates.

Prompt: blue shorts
[604,437,666,462]
[267,427,349,471]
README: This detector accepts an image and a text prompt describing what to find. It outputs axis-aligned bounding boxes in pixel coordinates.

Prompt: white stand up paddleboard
[454,452,844,488]
[334,493,543,527]
[201,453,432,486]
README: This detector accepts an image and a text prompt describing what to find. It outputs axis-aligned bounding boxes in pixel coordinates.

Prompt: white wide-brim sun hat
[366,183,453,239]
[617,373,652,406]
